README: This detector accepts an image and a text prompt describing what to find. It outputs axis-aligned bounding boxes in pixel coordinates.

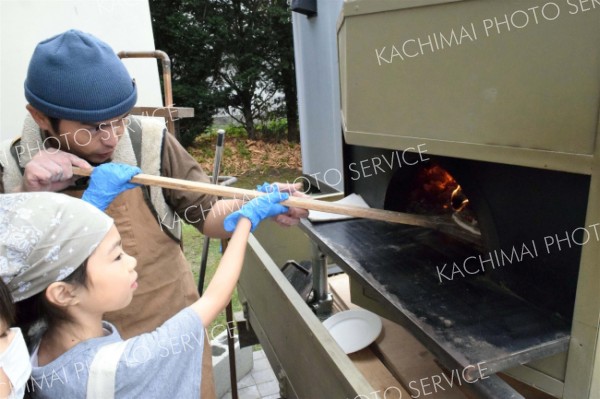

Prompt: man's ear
[26,104,53,133]
[45,282,80,308]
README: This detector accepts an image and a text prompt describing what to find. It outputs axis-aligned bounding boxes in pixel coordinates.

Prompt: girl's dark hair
[0,279,15,327]
[15,261,88,346]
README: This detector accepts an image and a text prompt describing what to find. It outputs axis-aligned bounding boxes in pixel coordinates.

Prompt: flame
[451,185,469,212]
[406,163,479,235]
[407,164,467,214]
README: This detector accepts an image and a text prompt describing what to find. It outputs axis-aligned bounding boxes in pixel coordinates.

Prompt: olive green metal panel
[503,353,567,398]
[253,220,313,268]
[592,343,600,397]
[503,364,564,399]
[338,0,600,171]
[238,230,376,399]
[565,322,599,398]
[341,0,464,17]
[563,116,600,398]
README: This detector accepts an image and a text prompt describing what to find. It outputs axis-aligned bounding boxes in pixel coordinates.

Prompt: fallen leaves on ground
[188,136,302,181]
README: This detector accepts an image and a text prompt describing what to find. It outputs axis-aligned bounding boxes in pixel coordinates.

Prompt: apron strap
[86,341,128,399]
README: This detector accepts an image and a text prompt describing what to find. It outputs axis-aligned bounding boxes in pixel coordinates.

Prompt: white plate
[323,309,382,354]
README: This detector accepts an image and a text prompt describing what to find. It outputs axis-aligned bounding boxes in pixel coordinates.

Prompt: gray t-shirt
[27,308,204,398]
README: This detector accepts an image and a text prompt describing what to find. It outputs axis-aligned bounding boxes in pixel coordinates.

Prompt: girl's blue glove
[224,189,290,232]
[81,163,142,211]
[255,182,278,193]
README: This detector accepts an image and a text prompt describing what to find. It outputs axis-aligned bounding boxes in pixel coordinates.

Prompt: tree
[149,0,299,144]
[263,0,299,142]
[205,0,276,139]
[149,0,219,147]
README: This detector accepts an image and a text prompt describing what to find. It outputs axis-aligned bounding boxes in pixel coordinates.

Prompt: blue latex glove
[224,189,290,232]
[256,182,278,193]
[81,163,142,211]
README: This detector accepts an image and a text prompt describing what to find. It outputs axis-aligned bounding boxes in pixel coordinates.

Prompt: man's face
[47,113,129,164]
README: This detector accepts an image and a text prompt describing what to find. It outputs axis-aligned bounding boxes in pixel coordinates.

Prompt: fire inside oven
[400,163,479,237]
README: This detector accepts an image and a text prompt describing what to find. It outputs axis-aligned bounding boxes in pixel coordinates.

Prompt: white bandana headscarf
[0,192,113,302]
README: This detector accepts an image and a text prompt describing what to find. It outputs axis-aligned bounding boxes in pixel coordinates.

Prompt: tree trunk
[282,66,299,142]
[241,96,256,139]
[285,85,299,142]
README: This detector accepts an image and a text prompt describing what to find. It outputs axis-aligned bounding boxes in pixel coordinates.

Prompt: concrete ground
[220,350,280,399]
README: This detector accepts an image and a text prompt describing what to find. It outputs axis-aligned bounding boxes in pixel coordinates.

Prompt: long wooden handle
[72,167,460,231]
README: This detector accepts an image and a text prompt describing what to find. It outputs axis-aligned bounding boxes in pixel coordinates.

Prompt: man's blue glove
[224,189,290,232]
[81,163,142,211]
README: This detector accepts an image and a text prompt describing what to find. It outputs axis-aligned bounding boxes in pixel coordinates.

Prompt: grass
[182,167,301,344]
[183,223,240,341]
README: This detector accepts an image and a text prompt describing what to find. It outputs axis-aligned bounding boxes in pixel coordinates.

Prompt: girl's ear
[45,282,80,308]
[26,104,53,133]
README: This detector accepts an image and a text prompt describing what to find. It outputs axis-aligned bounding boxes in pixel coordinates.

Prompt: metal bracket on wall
[291,0,317,17]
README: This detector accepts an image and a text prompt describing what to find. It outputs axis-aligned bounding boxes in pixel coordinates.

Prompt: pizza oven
[302,0,600,397]
[237,1,600,398]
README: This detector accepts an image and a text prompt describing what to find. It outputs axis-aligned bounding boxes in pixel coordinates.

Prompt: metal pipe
[117,50,173,107]
[198,129,226,295]
[194,129,238,398]
[225,295,238,399]
[308,242,333,319]
[117,50,175,135]
[311,242,327,301]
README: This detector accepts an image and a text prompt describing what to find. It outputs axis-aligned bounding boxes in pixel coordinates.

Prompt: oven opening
[384,161,484,249]
[379,153,590,321]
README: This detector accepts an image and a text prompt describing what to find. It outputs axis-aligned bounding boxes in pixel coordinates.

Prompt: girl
[0,278,30,399]
[2,173,288,398]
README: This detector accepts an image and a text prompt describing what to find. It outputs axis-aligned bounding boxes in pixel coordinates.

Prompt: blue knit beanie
[24,29,137,122]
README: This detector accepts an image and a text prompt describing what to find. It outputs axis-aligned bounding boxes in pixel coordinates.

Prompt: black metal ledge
[300,218,570,379]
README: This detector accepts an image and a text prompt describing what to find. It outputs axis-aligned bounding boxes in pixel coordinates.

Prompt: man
[0,29,307,398]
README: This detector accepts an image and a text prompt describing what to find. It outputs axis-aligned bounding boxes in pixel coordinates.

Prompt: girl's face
[79,225,138,314]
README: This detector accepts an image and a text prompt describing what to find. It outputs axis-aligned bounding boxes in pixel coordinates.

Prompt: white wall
[292,0,345,192]
[292,0,344,191]
[0,0,163,142]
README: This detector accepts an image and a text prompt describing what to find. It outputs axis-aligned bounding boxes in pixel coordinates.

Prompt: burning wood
[406,164,480,236]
